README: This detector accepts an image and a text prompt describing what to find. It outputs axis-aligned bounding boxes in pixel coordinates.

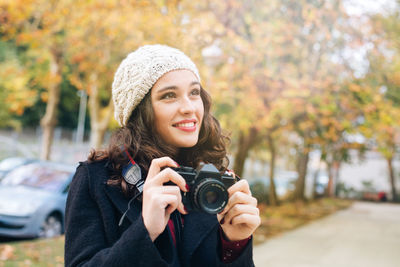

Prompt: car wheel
[39,215,62,238]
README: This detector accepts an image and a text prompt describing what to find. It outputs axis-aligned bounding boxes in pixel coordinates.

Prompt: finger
[160,185,181,195]
[147,157,179,179]
[161,186,187,214]
[163,194,187,215]
[145,185,187,216]
[222,204,259,225]
[143,182,179,196]
[158,194,179,215]
[230,213,261,228]
[152,168,187,192]
[228,179,251,196]
[148,189,178,208]
[219,191,257,216]
[176,202,187,215]
[166,201,178,215]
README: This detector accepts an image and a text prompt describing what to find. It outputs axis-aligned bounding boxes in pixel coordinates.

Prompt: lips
[173,119,197,132]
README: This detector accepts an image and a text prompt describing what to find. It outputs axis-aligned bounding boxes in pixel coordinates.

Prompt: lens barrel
[192,178,229,214]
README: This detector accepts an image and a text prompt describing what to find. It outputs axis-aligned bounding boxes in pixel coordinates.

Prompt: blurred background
[0,0,399,266]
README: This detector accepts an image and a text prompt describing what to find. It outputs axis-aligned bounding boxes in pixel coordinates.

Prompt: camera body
[171,163,237,214]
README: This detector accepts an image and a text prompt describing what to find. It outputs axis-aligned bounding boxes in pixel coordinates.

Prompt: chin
[178,143,198,148]
[176,139,198,148]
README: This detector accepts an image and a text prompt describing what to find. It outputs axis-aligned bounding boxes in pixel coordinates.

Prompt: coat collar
[90,159,140,224]
[103,181,142,225]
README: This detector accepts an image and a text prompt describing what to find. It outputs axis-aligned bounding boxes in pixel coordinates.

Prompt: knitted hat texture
[112,44,201,126]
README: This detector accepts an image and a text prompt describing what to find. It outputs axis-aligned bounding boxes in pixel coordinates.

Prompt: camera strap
[118,146,144,227]
[118,192,140,227]
[121,146,144,193]
[171,211,183,249]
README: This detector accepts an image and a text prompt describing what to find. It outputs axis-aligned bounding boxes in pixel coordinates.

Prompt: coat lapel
[103,183,142,224]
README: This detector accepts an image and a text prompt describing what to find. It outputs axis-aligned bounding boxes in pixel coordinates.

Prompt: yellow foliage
[0,59,37,115]
[1,0,396,160]
[349,84,361,92]
[381,113,393,125]
[41,92,49,102]
[364,104,376,113]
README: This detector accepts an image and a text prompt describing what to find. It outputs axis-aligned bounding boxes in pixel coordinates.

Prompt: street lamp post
[76,90,87,143]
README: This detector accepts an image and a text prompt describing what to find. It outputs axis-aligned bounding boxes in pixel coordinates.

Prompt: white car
[0,157,36,181]
[0,161,75,238]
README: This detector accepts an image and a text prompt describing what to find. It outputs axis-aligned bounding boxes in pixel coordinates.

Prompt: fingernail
[220,218,225,225]
[174,161,180,167]
[184,206,188,213]
[185,184,190,191]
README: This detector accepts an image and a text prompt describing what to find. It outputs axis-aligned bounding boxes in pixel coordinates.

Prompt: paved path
[253,201,400,267]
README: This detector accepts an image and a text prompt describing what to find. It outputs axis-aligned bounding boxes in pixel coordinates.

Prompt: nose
[179,96,196,114]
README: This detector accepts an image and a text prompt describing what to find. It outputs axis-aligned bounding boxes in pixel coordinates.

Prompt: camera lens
[205,191,218,204]
[193,178,229,214]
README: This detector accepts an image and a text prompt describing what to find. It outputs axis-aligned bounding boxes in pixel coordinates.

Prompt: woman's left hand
[217,179,261,241]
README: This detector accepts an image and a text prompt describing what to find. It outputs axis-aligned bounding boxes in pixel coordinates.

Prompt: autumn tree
[203,0,362,202]
[348,3,400,201]
[0,0,216,152]
[358,58,400,202]
[0,0,74,159]
[65,0,220,149]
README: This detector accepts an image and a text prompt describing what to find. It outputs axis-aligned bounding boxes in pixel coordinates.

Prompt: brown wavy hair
[88,87,230,196]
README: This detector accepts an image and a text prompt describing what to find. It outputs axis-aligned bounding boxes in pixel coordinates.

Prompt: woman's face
[151,69,204,149]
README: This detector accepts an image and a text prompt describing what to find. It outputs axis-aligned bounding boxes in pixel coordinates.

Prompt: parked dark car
[0,161,75,238]
[0,157,36,181]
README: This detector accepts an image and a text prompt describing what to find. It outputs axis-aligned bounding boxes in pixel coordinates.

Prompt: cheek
[197,101,205,121]
[153,105,168,132]
[200,109,204,124]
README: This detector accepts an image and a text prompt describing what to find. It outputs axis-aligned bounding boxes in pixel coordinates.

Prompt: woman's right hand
[142,157,188,241]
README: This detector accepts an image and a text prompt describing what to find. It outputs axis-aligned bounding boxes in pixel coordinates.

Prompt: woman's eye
[161,92,176,99]
[191,88,201,96]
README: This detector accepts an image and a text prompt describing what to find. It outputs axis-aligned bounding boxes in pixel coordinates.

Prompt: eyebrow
[155,81,201,94]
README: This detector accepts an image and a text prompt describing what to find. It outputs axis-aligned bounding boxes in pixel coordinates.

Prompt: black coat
[64,160,254,267]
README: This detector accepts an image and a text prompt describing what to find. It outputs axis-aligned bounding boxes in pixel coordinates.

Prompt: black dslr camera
[171,163,237,214]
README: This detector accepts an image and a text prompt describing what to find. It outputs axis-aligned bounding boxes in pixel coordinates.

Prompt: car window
[1,164,70,192]
[0,158,27,171]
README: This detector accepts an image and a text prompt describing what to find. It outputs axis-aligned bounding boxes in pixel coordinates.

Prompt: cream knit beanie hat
[112,44,201,127]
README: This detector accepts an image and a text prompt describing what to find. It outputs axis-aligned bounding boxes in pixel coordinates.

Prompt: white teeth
[175,122,195,127]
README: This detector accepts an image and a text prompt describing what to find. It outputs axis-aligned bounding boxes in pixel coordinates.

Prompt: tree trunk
[40,50,62,160]
[312,168,319,199]
[326,161,333,197]
[90,127,106,150]
[294,149,309,201]
[88,73,114,149]
[387,157,397,202]
[332,161,340,197]
[326,160,340,197]
[233,127,258,177]
[267,134,279,206]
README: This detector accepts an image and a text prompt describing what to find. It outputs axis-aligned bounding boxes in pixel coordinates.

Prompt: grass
[0,198,353,266]
[0,236,64,267]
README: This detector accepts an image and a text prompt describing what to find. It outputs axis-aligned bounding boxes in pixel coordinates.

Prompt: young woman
[64,44,260,267]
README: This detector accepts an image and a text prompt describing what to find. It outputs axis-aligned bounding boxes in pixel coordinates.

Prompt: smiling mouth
[174,122,195,128]
[173,121,197,132]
